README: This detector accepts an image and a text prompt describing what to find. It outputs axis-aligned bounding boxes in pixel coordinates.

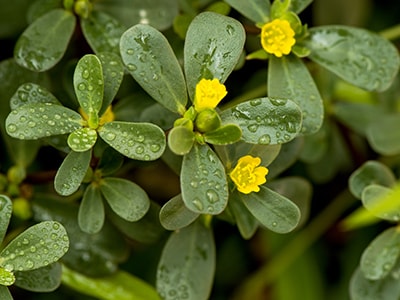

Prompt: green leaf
[270,0,290,19]
[14,9,76,72]
[6,103,83,140]
[241,186,301,233]
[98,121,166,161]
[100,177,150,222]
[361,184,400,222]
[0,286,12,300]
[10,82,60,110]
[268,55,323,135]
[67,127,97,152]
[27,0,61,23]
[94,0,178,31]
[74,54,104,127]
[81,11,126,54]
[78,184,105,234]
[220,97,302,144]
[350,267,400,300]
[167,126,195,156]
[159,194,200,231]
[224,0,270,24]
[97,52,124,115]
[367,115,400,156]
[14,263,61,292]
[120,24,187,114]
[157,220,215,300]
[184,12,245,99]
[181,144,229,215]
[349,161,396,199]
[0,267,15,286]
[304,25,400,92]
[204,124,242,145]
[54,150,91,196]
[360,227,400,280]
[289,0,313,14]
[97,147,124,176]
[62,264,161,300]
[0,195,12,244]
[0,221,69,272]
[228,192,258,239]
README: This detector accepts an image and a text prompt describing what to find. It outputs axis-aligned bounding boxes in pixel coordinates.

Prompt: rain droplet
[150,144,160,152]
[26,260,34,269]
[247,124,259,133]
[82,69,90,79]
[127,63,137,71]
[47,120,55,126]
[190,181,198,188]
[19,116,27,122]
[272,222,277,227]
[105,132,116,141]
[78,83,86,91]
[192,199,204,211]
[135,146,144,154]
[283,134,291,141]
[136,135,145,142]
[126,48,134,55]
[7,124,17,133]
[30,246,37,253]
[270,98,287,106]
[144,154,150,160]
[258,134,271,144]
[250,99,262,106]
[226,24,235,35]
[206,189,219,203]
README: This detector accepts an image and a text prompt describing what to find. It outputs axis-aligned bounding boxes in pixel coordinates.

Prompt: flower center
[261,19,295,57]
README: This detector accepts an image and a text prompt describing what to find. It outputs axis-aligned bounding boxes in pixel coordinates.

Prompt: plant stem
[380,24,400,41]
[233,189,357,299]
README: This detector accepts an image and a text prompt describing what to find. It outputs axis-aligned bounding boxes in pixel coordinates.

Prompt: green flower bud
[195,108,221,133]
[74,0,93,19]
[7,165,26,185]
[13,197,32,220]
[173,118,194,131]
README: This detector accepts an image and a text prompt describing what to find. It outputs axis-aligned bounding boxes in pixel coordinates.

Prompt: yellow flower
[229,155,269,194]
[194,78,227,111]
[261,19,295,57]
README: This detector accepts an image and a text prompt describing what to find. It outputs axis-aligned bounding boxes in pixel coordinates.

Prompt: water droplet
[150,144,160,152]
[206,189,219,203]
[135,146,144,154]
[7,124,17,133]
[105,132,116,141]
[270,98,287,106]
[127,63,137,71]
[258,134,271,144]
[126,48,134,55]
[383,263,392,271]
[250,99,262,106]
[19,116,27,122]
[18,90,29,101]
[82,69,90,79]
[47,120,55,126]
[144,154,150,160]
[190,181,198,188]
[136,135,145,142]
[22,238,29,245]
[78,83,86,91]
[272,221,277,227]
[247,124,259,133]
[26,260,34,269]
[30,246,37,253]
[152,73,159,81]
[226,24,235,35]
[192,199,204,211]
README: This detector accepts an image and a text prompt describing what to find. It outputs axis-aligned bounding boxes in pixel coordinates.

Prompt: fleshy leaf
[78,184,105,234]
[360,227,400,280]
[98,121,166,161]
[98,52,124,115]
[268,55,323,135]
[220,97,302,144]
[67,127,97,152]
[203,124,242,145]
[157,220,215,300]
[62,265,161,300]
[167,126,195,156]
[366,115,400,156]
[14,9,76,72]
[14,263,61,292]
[99,177,150,222]
[54,150,91,196]
[304,25,400,92]
[120,24,187,114]
[349,160,396,199]
[361,184,400,222]
[181,144,229,215]
[81,11,126,54]
[0,286,12,300]
[228,192,258,239]
[159,194,199,231]
[184,12,245,100]
[241,186,301,233]
[0,221,69,272]
[6,103,83,140]
[10,82,60,110]
[74,54,104,128]
[0,195,12,244]
[290,0,313,13]
[224,0,270,24]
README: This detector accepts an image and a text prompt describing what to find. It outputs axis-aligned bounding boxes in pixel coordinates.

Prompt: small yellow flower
[229,155,269,194]
[194,78,227,111]
[261,19,295,57]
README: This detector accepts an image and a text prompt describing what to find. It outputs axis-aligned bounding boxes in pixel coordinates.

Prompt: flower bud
[195,108,221,133]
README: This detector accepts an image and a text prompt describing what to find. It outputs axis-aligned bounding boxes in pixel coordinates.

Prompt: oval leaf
[268,55,323,134]
[67,128,98,152]
[78,184,105,234]
[304,25,400,92]
[0,195,12,244]
[167,126,195,156]
[224,0,270,24]
[81,11,126,55]
[184,12,245,99]
[241,186,301,233]
[74,54,104,125]
[54,150,91,196]
[349,160,396,199]
[367,115,400,156]
[220,97,302,144]
[14,263,61,292]
[159,194,199,231]
[0,286,12,300]
[120,24,187,114]
[181,143,229,215]
[14,9,76,72]
[6,103,83,140]
[98,121,166,161]
[204,124,242,145]
[10,82,60,110]
[0,221,69,272]
[228,192,258,240]
[100,177,150,222]
[157,220,215,300]
[361,227,400,280]
[362,184,400,222]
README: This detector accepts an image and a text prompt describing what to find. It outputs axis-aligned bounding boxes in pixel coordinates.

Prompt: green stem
[380,24,400,41]
[234,189,356,299]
